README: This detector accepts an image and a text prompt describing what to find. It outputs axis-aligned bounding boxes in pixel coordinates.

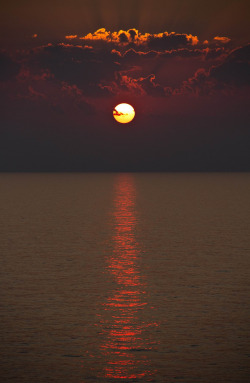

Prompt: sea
[0,173,250,383]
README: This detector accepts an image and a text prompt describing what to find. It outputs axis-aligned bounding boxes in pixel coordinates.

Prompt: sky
[0,0,250,171]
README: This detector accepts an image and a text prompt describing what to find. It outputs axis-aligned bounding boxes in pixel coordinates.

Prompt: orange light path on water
[98,174,158,381]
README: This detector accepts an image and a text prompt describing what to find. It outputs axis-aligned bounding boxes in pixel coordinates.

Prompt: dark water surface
[0,173,250,382]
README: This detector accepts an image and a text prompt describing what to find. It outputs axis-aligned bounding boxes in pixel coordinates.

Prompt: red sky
[0,0,249,171]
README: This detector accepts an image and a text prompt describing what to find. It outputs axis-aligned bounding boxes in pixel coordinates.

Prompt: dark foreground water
[0,173,250,383]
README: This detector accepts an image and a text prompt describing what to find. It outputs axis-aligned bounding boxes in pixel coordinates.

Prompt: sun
[113,103,135,124]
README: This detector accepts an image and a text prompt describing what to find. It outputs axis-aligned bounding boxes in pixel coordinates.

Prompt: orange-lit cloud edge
[65,28,201,45]
[65,28,234,48]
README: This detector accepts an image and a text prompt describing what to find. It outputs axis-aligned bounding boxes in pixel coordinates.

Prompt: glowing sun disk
[113,103,135,124]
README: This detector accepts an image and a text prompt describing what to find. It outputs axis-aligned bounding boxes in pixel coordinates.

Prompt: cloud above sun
[66,28,199,48]
[0,28,249,114]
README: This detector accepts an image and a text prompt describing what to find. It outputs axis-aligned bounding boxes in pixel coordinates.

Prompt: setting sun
[113,103,135,124]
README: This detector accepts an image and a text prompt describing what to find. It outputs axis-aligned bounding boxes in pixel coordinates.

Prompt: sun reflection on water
[99,174,157,381]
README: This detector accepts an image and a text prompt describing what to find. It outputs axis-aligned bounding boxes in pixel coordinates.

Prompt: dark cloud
[210,45,250,87]
[204,47,226,60]
[179,69,209,95]
[118,32,129,43]
[179,44,250,95]
[147,33,193,50]
[100,71,170,97]
[0,52,20,81]
[29,43,121,96]
[128,29,137,40]
[136,74,169,96]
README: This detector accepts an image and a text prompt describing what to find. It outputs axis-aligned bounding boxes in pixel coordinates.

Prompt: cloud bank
[0,28,249,107]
